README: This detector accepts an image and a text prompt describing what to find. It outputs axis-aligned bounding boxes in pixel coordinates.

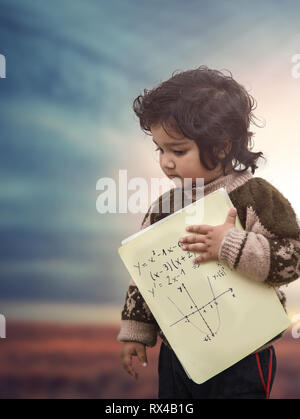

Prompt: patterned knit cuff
[218,227,248,269]
[117,320,158,347]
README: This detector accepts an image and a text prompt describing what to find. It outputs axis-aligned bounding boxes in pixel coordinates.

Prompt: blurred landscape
[0,320,299,399]
[1,0,299,401]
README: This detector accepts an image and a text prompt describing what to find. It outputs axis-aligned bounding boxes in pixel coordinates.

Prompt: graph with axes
[168,277,236,342]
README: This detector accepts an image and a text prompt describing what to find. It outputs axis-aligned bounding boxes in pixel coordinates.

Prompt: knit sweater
[117,169,300,350]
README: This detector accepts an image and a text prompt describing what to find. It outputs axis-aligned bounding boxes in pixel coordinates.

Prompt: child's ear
[216,140,232,159]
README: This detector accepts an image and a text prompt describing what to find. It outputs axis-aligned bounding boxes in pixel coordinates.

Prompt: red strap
[255,347,273,399]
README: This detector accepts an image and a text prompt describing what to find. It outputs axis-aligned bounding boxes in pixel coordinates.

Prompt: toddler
[117,66,300,399]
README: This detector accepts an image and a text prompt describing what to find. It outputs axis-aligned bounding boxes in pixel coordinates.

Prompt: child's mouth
[168,176,182,188]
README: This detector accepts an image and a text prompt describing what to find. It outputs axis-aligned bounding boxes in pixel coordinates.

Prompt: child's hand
[120,341,148,380]
[179,208,237,264]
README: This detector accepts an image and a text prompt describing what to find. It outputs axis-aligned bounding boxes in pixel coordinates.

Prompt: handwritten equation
[133,239,227,299]
[132,238,236,343]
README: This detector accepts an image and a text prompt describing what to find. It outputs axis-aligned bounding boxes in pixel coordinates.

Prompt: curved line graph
[168,277,236,341]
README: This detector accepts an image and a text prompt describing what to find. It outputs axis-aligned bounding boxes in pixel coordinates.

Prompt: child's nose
[163,156,175,169]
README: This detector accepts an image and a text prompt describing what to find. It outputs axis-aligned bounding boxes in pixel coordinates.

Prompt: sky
[0,0,300,322]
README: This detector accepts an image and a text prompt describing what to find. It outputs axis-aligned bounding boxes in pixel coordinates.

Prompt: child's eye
[173,150,186,156]
[155,147,185,156]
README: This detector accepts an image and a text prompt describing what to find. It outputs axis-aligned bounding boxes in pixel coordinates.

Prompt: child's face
[151,124,224,187]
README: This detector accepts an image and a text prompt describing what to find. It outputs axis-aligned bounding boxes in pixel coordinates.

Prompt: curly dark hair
[133,65,265,175]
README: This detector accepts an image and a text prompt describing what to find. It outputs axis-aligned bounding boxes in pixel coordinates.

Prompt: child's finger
[194,252,211,264]
[182,243,207,252]
[186,225,212,233]
[180,234,205,244]
[136,345,148,367]
[122,353,138,379]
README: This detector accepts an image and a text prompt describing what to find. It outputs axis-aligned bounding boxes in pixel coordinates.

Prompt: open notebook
[118,187,290,384]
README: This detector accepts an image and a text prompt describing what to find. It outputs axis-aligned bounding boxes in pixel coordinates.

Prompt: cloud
[0,0,300,309]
